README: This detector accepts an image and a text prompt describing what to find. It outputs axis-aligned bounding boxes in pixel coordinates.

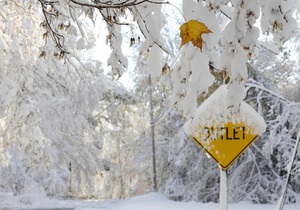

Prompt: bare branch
[69,0,168,9]
[38,0,69,54]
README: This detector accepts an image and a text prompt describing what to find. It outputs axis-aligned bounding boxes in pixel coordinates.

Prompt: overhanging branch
[69,0,168,9]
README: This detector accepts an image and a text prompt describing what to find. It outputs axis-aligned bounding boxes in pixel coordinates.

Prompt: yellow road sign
[192,121,258,170]
[184,85,266,170]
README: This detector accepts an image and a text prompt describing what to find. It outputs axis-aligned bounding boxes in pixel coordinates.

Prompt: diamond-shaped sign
[191,122,259,170]
[185,85,266,170]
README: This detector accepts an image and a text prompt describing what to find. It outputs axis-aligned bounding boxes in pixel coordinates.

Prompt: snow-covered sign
[184,85,266,170]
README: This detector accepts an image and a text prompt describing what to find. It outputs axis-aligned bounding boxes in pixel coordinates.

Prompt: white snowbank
[0,192,299,210]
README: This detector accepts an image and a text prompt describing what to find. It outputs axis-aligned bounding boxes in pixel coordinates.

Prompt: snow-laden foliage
[36,0,297,119]
[171,1,220,118]
[0,0,135,198]
[170,0,298,118]
[37,0,168,78]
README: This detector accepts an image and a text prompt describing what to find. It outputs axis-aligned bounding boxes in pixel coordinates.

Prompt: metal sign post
[220,169,228,210]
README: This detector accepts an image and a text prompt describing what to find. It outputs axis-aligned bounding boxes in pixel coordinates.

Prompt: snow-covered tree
[0,0,136,198]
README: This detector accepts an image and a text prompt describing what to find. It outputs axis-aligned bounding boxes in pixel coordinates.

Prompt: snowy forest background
[0,0,300,205]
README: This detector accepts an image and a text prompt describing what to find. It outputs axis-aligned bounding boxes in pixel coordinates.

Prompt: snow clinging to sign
[184,85,267,139]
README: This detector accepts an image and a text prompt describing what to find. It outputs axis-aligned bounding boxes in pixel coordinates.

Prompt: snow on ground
[1,192,299,210]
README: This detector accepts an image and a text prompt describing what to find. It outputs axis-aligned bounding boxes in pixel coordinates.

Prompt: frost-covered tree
[0,0,136,198]
[238,77,300,204]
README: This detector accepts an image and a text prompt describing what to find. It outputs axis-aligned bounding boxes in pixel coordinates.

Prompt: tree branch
[38,0,69,54]
[69,0,168,9]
